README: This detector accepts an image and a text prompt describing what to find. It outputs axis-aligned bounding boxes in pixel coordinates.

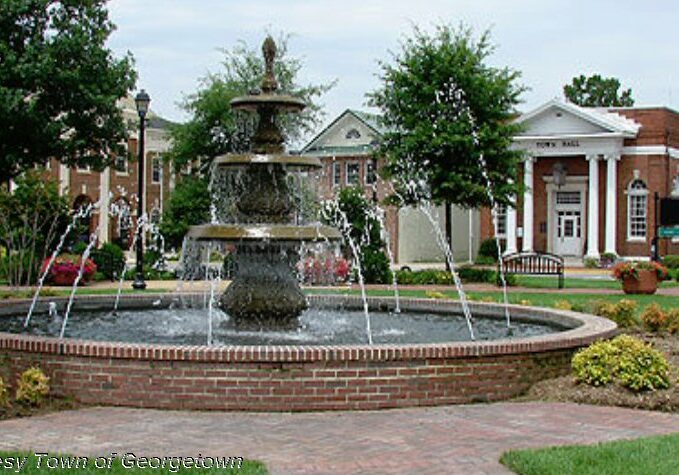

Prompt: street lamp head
[135,89,151,118]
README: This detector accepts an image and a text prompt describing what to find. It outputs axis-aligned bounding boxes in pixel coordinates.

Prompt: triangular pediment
[301,110,382,156]
[515,99,639,138]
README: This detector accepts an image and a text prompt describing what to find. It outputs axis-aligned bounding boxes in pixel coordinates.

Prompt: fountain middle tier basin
[187,224,343,242]
[0,295,616,411]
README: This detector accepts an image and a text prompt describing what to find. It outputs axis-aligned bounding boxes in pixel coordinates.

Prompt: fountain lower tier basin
[187,224,342,242]
[0,295,616,411]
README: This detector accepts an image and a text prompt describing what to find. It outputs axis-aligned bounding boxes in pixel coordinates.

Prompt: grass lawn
[0,288,170,299]
[514,275,679,290]
[500,432,679,475]
[0,452,267,474]
[307,287,679,315]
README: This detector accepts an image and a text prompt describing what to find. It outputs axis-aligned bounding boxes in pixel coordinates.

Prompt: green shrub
[474,255,496,266]
[583,257,599,269]
[396,269,451,285]
[360,248,392,285]
[553,300,572,311]
[0,376,8,407]
[71,241,88,255]
[457,266,495,283]
[91,242,126,280]
[662,255,679,269]
[640,303,668,332]
[476,238,501,263]
[591,299,638,328]
[15,367,50,406]
[572,335,670,392]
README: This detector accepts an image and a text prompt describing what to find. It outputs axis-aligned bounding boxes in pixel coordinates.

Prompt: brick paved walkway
[1,403,678,474]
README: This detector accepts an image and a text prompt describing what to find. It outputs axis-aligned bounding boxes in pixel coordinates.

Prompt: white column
[522,156,535,252]
[506,201,518,254]
[604,154,619,255]
[98,167,110,244]
[586,154,600,258]
[59,163,70,196]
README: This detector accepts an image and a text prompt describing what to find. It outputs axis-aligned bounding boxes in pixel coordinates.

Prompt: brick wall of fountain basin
[0,295,617,411]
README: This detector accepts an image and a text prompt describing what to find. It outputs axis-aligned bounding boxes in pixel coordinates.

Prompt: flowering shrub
[42,254,97,285]
[299,255,350,285]
[611,261,668,282]
[572,335,670,391]
[15,367,50,406]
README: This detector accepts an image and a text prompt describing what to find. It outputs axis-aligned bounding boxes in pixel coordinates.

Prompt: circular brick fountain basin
[0,295,616,411]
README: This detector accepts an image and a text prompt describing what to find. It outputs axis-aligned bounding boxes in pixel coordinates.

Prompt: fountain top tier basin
[230,93,306,113]
[187,224,343,242]
[213,153,322,170]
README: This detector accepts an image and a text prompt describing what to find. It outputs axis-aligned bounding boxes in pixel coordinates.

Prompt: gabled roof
[301,109,386,155]
[515,98,640,138]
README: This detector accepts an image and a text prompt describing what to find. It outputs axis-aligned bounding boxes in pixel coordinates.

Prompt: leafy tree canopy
[0,0,137,183]
[369,24,526,209]
[159,175,211,250]
[168,33,335,173]
[564,74,635,107]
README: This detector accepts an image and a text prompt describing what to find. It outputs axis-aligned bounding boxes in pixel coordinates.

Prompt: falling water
[113,215,145,315]
[420,204,475,341]
[24,203,95,328]
[323,200,373,345]
[60,230,99,339]
[372,206,401,313]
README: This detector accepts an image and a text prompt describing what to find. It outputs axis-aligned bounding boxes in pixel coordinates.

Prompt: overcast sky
[107,0,679,139]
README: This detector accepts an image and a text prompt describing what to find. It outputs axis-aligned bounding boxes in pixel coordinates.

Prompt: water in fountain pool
[1,306,556,346]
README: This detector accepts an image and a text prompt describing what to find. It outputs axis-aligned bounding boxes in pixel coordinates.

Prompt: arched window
[345,128,361,139]
[627,178,648,240]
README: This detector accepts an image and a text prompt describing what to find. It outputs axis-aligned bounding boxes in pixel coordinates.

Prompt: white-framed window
[494,204,507,238]
[115,155,127,174]
[152,156,161,184]
[627,178,648,240]
[346,162,360,186]
[150,207,161,225]
[332,162,341,187]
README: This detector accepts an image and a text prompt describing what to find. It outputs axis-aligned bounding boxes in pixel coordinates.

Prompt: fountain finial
[261,36,278,93]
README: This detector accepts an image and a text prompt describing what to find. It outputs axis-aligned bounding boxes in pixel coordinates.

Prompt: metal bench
[500,252,565,289]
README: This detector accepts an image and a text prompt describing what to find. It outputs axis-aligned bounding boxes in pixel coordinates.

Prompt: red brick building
[482,99,679,259]
[33,97,176,248]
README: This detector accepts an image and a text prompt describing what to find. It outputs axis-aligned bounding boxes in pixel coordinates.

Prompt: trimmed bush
[0,376,8,407]
[572,335,670,391]
[640,303,668,332]
[583,257,599,269]
[591,299,638,328]
[553,300,572,311]
[91,242,126,280]
[476,238,501,263]
[667,309,679,335]
[15,367,50,406]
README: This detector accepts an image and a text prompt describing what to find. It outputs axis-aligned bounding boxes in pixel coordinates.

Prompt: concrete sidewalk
[0,403,678,474]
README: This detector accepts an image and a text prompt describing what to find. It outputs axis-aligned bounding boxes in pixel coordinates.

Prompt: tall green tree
[564,74,635,107]
[168,34,334,173]
[0,0,137,183]
[159,176,212,251]
[369,24,525,209]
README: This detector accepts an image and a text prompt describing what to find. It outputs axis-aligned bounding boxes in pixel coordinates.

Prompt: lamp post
[132,89,150,290]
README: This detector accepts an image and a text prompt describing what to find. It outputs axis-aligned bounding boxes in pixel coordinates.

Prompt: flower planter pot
[622,269,658,295]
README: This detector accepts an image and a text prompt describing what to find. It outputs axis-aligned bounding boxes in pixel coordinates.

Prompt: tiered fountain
[186,36,340,326]
[0,37,616,411]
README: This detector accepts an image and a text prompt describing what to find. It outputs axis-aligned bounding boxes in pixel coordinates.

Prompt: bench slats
[499,252,564,289]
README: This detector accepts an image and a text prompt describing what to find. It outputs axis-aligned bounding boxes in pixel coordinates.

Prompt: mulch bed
[0,396,80,421]
[521,331,679,412]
